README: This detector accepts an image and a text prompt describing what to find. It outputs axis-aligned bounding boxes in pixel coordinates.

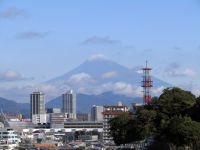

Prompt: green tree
[190,96,200,122]
[109,110,157,145]
[148,88,200,149]
[167,115,200,148]
[108,113,134,145]
[145,87,196,130]
[149,115,200,150]
[158,87,196,117]
[109,87,200,149]
[135,109,157,139]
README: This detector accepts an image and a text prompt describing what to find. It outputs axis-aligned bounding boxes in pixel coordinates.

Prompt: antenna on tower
[146,60,147,68]
[141,61,153,104]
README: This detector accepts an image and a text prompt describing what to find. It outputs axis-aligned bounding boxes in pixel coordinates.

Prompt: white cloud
[88,54,110,61]
[134,86,143,97]
[0,72,96,101]
[90,82,143,97]
[68,73,90,82]
[0,78,167,103]
[152,86,165,96]
[0,70,34,82]
[167,68,196,77]
[165,63,196,77]
[0,83,59,103]
[82,36,121,45]
[114,82,134,96]
[67,73,96,85]
[183,69,196,76]
[102,71,118,79]
[136,70,143,74]
[175,82,200,97]
[5,70,20,79]
[0,70,21,81]
[192,89,200,97]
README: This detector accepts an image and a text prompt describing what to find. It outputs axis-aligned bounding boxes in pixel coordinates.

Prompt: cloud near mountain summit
[102,71,118,79]
[88,54,110,61]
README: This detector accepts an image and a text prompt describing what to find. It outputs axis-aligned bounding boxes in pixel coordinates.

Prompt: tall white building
[30,92,46,124]
[62,90,76,119]
[91,105,103,122]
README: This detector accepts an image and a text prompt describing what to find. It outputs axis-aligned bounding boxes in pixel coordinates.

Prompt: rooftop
[104,106,129,108]
[102,112,130,115]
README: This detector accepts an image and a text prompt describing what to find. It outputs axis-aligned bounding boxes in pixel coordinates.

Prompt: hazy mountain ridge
[0,97,29,117]
[0,92,142,116]
[45,58,170,113]
[0,57,171,116]
[46,58,171,97]
[48,59,128,83]
[46,92,143,113]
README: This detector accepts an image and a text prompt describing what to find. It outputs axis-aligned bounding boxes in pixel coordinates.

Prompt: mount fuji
[45,55,170,113]
[46,55,170,98]
[0,55,172,115]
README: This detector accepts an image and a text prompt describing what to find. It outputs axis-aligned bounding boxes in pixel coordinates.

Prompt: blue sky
[0,0,200,102]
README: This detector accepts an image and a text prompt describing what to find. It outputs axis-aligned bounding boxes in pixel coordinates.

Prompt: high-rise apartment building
[91,105,103,122]
[30,92,46,124]
[102,102,129,143]
[62,90,76,119]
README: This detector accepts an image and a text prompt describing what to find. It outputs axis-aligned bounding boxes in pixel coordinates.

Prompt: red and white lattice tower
[142,61,153,104]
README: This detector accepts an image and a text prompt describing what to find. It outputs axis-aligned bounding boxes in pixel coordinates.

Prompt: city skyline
[1,0,200,102]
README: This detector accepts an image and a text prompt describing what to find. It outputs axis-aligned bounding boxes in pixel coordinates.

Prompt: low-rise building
[8,121,34,130]
[46,108,63,124]
[64,121,103,131]
[50,113,66,128]
[0,122,4,128]
[0,129,20,148]
[77,113,91,121]
[32,114,46,124]
[46,108,61,114]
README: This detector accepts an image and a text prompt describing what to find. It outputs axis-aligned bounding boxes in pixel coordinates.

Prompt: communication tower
[142,61,153,104]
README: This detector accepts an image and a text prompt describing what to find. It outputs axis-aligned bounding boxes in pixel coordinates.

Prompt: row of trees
[109,87,200,149]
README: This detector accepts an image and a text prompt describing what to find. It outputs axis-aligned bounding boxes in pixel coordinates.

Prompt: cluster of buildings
[0,90,143,149]
[0,62,152,149]
[29,90,143,143]
[30,90,104,126]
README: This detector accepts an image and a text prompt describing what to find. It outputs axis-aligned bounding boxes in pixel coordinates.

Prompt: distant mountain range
[0,97,29,117]
[0,92,142,116]
[45,56,169,113]
[46,91,143,113]
[0,56,171,116]
[46,56,171,97]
